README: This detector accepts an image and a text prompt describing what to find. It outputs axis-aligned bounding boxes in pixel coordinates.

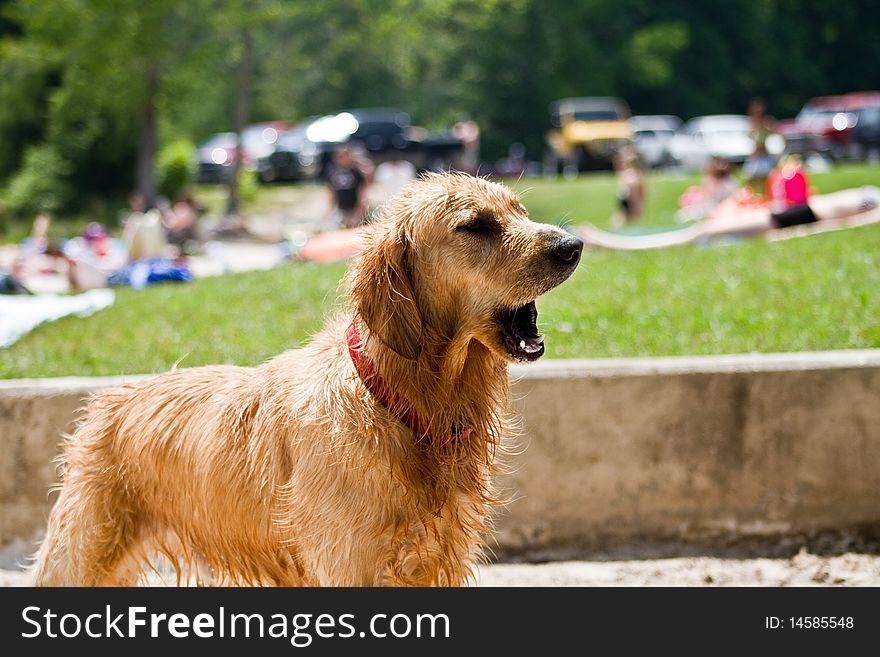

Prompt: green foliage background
[1,0,879,225]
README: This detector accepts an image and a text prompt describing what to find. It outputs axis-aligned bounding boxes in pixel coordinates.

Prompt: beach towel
[0,288,115,348]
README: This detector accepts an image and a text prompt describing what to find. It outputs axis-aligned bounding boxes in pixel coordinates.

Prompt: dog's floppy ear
[352,224,423,360]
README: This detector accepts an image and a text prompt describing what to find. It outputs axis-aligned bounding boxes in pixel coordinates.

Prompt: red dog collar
[346,323,472,444]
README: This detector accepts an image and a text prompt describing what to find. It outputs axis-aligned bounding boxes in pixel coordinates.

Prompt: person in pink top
[767,154,810,213]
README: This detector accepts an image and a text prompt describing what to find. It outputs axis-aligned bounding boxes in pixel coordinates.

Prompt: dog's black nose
[552,235,584,266]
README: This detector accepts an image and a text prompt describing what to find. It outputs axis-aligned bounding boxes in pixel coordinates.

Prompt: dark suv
[258,108,464,182]
[347,108,411,152]
[256,120,324,182]
[258,109,410,182]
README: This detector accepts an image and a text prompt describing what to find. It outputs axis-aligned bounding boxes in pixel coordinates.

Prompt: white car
[668,114,783,170]
[630,115,682,167]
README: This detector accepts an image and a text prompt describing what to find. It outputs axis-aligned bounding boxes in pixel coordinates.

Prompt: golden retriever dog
[33,172,583,586]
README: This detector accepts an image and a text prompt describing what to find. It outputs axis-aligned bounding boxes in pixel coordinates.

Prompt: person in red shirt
[767,155,810,213]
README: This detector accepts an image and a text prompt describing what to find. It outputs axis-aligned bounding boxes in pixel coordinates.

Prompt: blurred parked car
[854,103,880,161]
[346,108,411,152]
[196,121,293,183]
[257,109,464,183]
[196,132,237,183]
[630,115,682,167]
[776,92,880,160]
[256,120,326,182]
[668,115,783,170]
[545,97,633,173]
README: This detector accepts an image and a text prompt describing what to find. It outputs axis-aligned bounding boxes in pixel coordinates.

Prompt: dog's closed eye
[456,211,498,235]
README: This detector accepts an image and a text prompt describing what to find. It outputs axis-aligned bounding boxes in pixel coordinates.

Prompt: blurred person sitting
[677,157,739,222]
[704,158,738,207]
[164,192,203,254]
[326,147,370,229]
[122,190,148,222]
[12,212,63,286]
[62,222,127,290]
[704,183,879,238]
[12,214,120,292]
[20,212,51,258]
[581,184,880,250]
[120,191,168,261]
[611,146,646,228]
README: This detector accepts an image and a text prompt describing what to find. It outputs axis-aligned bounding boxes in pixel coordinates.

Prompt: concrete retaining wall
[2,352,879,555]
[0,376,145,556]
[497,351,880,553]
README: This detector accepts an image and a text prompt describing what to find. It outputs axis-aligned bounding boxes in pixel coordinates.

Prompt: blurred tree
[1,0,211,216]
[208,0,293,217]
[0,39,56,182]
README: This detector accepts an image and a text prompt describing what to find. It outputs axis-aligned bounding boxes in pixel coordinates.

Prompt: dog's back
[34,328,487,586]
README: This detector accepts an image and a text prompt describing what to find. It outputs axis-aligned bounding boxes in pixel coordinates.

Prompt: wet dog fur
[32,172,582,586]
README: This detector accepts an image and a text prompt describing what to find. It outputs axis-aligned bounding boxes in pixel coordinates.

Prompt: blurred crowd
[5,88,880,295]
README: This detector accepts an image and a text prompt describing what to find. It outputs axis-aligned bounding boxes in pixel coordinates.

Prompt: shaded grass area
[2,164,879,378]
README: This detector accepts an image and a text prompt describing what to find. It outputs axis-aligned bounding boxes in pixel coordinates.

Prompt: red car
[777,91,880,160]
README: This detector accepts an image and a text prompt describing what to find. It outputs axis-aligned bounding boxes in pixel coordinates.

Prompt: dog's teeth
[519,339,526,350]
[535,335,544,344]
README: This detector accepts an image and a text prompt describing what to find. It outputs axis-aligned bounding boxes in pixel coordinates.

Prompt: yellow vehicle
[545,97,633,173]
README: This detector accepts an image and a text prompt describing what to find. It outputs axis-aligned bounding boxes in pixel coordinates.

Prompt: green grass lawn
[2,164,879,378]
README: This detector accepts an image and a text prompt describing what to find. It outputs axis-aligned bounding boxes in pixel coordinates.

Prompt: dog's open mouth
[497,301,545,361]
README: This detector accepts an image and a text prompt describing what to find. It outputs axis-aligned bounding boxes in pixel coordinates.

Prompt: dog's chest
[281,438,490,586]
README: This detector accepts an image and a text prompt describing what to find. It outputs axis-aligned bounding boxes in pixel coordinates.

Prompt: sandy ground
[474,551,880,586]
[3,550,880,587]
